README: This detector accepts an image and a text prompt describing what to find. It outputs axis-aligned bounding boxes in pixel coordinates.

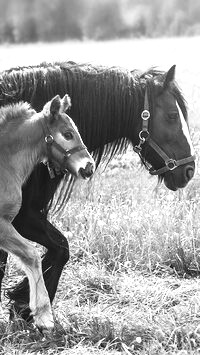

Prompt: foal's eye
[63,131,73,140]
[168,112,179,120]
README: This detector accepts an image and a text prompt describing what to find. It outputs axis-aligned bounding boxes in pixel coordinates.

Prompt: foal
[0,94,95,331]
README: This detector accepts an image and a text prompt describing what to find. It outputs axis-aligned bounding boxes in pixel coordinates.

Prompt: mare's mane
[0,62,141,165]
[0,62,188,211]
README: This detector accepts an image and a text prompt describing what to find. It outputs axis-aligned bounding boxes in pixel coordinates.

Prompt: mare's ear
[50,95,61,120]
[61,94,71,112]
[163,65,176,89]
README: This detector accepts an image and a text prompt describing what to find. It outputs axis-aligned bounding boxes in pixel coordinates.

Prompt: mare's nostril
[185,166,194,181]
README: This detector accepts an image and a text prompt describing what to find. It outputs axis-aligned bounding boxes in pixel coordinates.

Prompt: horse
[0,62,195,322]
[0,94,95,331]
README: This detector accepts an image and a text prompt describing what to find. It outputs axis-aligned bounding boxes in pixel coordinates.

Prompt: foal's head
[41,94,95,178]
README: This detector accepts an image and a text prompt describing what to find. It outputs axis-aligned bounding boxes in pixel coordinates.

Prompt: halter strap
[133,87,195,176]
[148,138,195,175]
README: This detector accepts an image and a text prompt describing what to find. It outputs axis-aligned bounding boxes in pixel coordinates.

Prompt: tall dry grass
[54,140,200,278]
[2,132,200,354]
[0,38,200,354]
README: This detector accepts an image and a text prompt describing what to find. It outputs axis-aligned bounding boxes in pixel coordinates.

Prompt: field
[0,37,200,354]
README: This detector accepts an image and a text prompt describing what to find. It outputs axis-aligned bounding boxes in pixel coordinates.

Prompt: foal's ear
[50,95,61,118]
[163,65,176,89]
[61,94,71,112]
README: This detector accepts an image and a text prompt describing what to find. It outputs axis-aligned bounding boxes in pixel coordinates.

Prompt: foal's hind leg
[0,218,54,331]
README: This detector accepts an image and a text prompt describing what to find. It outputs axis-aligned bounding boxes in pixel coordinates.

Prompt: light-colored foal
[0,94,95,331]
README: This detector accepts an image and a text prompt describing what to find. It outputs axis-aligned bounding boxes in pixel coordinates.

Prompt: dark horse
[0,62,195,321]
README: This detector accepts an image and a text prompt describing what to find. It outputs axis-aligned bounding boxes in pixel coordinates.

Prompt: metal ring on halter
[139,130,149,141]
[166,159,177,170]
[141,110,150,120]
[45,135,54,143]
[65,151,72,158]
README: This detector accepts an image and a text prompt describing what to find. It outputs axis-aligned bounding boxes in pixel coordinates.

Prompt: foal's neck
[9,114,47,184]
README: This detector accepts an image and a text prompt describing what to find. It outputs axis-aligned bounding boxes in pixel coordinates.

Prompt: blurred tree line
[0,0,200,43]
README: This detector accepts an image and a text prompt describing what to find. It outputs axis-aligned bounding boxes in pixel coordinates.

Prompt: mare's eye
[63,131,73,140]
[168,112,179,120]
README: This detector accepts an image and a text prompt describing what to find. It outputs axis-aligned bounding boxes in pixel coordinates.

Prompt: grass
[2,146,200,354]
[0,37,200,354]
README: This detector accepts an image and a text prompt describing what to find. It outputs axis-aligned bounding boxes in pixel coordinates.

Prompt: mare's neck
[1,64,145,156]
[70,82,144,155]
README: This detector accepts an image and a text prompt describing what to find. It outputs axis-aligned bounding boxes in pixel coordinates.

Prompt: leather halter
[133,88,195,175]
[41,119,86,178]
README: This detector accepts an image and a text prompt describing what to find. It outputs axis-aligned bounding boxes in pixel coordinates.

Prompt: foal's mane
[0,102,35,137]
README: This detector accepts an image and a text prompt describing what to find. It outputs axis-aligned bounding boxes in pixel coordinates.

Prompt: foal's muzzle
[79,162,95,179]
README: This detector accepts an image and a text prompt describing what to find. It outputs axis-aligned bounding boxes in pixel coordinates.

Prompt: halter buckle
[166,159,177,171]
[65,150,72,158]
[141,110,150,120]
[133,145,142,154]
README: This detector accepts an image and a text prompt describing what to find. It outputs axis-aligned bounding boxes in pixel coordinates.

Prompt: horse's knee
[61,246,70,264]
[57,239,70,263]
[48,245,69,266]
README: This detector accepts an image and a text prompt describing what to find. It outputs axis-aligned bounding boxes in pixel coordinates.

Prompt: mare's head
[134,65,195,191]
[41,94,95,179]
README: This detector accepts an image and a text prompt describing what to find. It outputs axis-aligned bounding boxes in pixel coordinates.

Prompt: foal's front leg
[0,218,54,332]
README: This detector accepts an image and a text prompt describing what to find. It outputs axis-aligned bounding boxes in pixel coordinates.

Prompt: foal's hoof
[39,327,54,338]
[34,316,54,335]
